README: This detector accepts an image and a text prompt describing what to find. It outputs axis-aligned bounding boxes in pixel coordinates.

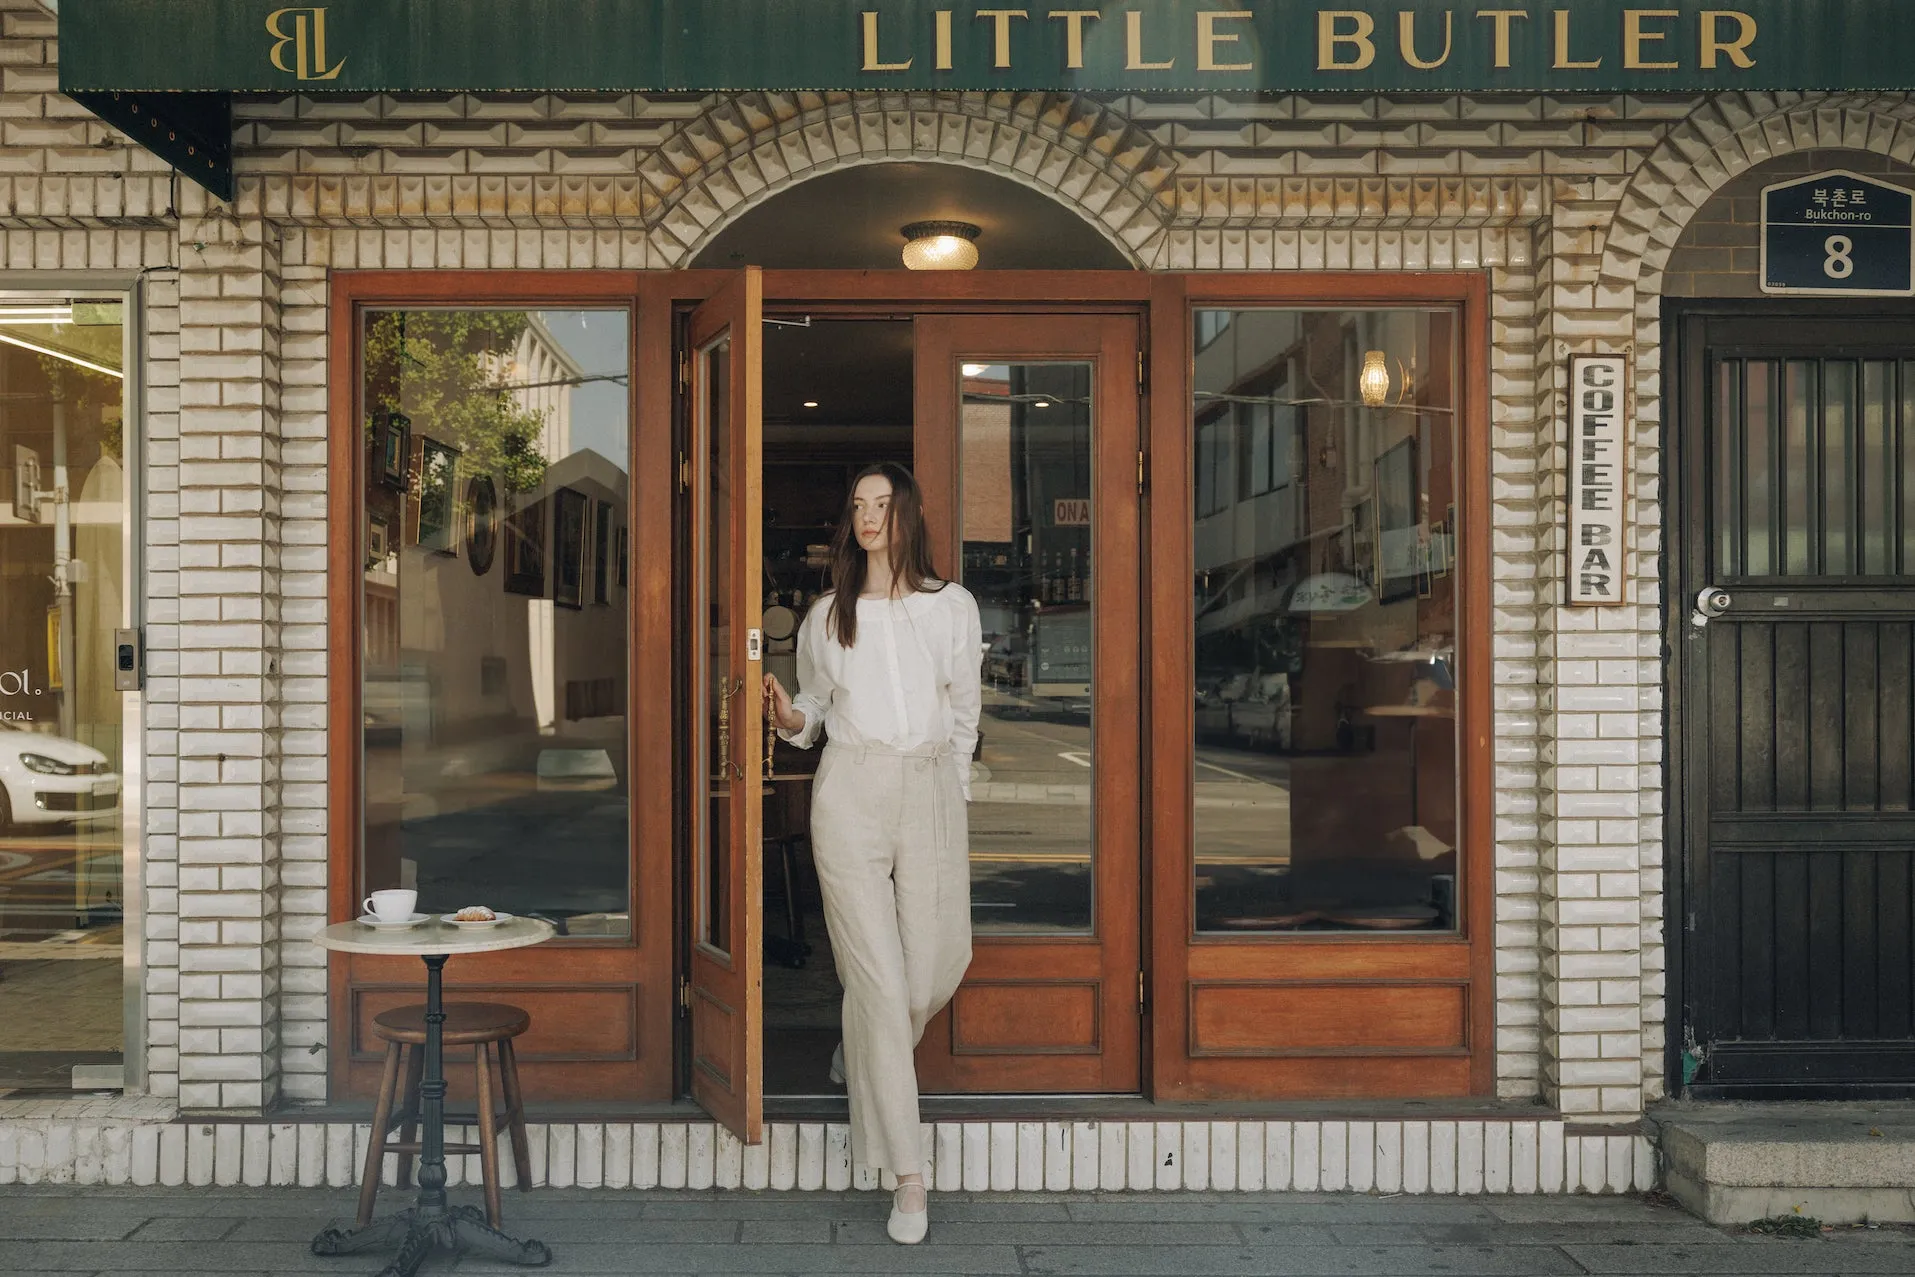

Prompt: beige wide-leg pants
[809,739,972,1176]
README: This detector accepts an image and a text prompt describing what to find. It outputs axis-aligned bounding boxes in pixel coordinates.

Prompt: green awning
[56,1,1915,202]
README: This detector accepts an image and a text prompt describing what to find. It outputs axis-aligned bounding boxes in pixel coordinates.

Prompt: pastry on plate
[454,905,496,923]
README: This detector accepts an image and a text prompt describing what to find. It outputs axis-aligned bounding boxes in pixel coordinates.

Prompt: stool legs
[356,1039,405,1227]
[394,1043,424,1191]
[497,1037,533,1191]
[474,1039,503,1227]
[354,1032,531,1232]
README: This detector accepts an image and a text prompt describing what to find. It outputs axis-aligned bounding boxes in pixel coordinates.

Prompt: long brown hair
[824,462,946,647]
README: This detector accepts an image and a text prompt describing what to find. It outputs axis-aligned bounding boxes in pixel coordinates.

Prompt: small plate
[357,912,430,930]
[441,911,514,930]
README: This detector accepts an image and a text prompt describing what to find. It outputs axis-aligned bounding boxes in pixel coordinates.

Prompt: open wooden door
[686,268,766,1140]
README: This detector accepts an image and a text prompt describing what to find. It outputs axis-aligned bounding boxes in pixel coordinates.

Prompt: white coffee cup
[364,889,418,921]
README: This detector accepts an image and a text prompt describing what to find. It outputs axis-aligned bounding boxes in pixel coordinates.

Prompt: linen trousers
[810,739,972,1176]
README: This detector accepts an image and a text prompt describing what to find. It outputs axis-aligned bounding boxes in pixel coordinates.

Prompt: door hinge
[1136,349,1147,396]
[1137,970,1147,1014]
[677,976,692,1016]
[677,350,690,393]
[678,452,691,493]
[1137,450,1148,496]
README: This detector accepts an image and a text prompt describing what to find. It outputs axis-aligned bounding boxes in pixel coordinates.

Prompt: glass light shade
[1359,349,1391,407]
[900,220,980,271]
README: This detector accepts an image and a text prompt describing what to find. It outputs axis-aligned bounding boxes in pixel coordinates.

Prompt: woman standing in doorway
[763,462,981,1245]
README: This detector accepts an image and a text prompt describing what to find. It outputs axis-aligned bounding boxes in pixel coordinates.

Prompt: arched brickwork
[645,91,1176,268]
[1601,93,1915,291]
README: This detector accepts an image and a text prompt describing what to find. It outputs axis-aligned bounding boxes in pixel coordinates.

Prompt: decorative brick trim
[0,1113,1654,1195]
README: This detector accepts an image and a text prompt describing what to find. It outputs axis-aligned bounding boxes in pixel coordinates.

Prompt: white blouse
[779,584,984,800]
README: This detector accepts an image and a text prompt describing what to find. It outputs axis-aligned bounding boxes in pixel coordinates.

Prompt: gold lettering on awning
[1197,10,1254,72]
[1701,9,1757,68]
[1049,9,1101,70]
[1318,10,1377,70]
[1399,10,1453,69]
[861,10,912,71]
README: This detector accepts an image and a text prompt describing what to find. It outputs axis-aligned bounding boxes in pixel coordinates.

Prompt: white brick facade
[4,0,1909,1188]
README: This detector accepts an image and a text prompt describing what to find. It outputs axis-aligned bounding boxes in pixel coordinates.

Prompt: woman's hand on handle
[763,673,806,735]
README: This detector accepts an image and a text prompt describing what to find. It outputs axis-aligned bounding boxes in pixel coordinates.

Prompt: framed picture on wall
[592,500,614,605]
[1374,436,1420,602]
[366,517,390,572]
[416,438,459,554]
[374,412,410,490]
[552,487,589,610]
[502,495,547,597]
[464,474,498,577]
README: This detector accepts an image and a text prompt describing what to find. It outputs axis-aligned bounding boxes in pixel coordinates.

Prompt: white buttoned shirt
[779,584,984,800]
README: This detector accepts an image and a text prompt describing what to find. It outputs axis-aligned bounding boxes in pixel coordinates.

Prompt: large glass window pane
[961,361,1094,934]
[1191,310,1459,935]
[360,310,631,938]
[0,298,127,1088]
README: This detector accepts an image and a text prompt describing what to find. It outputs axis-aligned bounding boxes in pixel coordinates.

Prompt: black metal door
[1674,307,1915,1098]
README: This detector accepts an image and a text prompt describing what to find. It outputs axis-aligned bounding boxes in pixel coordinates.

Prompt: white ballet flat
[887,1182,928,1245]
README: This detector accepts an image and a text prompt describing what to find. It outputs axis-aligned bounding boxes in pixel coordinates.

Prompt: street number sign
[1761,170,1915,297]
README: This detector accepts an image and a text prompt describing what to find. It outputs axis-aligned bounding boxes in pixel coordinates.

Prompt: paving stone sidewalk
[0,1185,1911,1275]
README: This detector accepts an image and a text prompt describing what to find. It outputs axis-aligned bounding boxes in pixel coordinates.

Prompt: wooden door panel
[1187,982,1468,1056]
[912,312,1144,1095]
[684,267,765,1141]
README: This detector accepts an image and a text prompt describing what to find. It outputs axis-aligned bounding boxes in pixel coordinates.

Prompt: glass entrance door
[0,296,132,1091]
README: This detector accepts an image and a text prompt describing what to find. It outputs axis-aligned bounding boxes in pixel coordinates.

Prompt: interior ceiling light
[900,220,980,271]
[1359,349,1392,408]
[961,363,988,377]
[802,400,819,408]
[0,304,74,324]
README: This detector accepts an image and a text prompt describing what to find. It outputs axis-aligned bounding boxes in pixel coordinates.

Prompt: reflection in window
[960,362,1095,934]
[0,298,128,1089]
[1192,310,1459,934]
[361,310,632,936]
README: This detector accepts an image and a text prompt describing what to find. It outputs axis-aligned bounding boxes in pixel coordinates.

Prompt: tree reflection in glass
[360,310,632,937]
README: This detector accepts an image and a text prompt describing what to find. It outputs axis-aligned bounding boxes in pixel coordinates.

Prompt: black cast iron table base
[313,1204,550,1275]
[311,953,551,1275]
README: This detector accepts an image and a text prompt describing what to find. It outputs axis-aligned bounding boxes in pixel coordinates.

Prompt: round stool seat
[373,1001,530,1047]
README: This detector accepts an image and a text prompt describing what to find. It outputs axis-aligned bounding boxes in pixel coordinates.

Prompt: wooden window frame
[1146,273,1495,1099]
[322,268,1493,1105]
[324,271,677,1101]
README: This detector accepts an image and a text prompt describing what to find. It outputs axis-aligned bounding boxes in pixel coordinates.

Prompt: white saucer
[441,911,514,930]
[357,912,430,930]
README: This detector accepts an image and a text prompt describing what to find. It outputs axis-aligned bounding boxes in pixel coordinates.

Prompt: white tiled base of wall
[0,1113,1655,1195]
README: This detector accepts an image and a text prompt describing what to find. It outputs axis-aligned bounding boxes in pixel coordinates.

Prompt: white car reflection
[0,722,121,829]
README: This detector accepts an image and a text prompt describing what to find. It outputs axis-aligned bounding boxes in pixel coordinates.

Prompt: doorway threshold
[768,1095,1562,1123]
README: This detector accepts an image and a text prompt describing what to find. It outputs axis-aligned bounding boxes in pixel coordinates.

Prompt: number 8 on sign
[1824,235,1855,279]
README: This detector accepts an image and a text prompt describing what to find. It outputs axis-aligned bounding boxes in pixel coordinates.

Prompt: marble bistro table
[311,914,557,1276]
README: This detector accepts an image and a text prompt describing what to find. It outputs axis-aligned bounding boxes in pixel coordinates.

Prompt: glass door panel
[961,361,1096,935]
[914,314,1141,1094]
[0,296,130,1091]
[685,269,764,1142]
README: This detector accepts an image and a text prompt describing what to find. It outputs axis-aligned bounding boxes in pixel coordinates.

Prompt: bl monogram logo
[266,6,345,81]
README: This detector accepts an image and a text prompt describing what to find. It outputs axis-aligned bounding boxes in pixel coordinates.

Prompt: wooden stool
[357,1001,533,1230]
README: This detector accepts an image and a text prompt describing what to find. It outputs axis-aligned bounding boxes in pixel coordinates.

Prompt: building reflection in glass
[1191,310,1460,934]
[359,310,632,936]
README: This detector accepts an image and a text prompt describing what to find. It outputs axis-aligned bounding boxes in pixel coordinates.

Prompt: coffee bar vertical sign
[1567,354,1627,606]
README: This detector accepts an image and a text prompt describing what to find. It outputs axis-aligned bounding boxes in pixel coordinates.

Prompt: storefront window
[0,298,128,1088]
[359,310,632,937]
[1191,309,1459,935]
